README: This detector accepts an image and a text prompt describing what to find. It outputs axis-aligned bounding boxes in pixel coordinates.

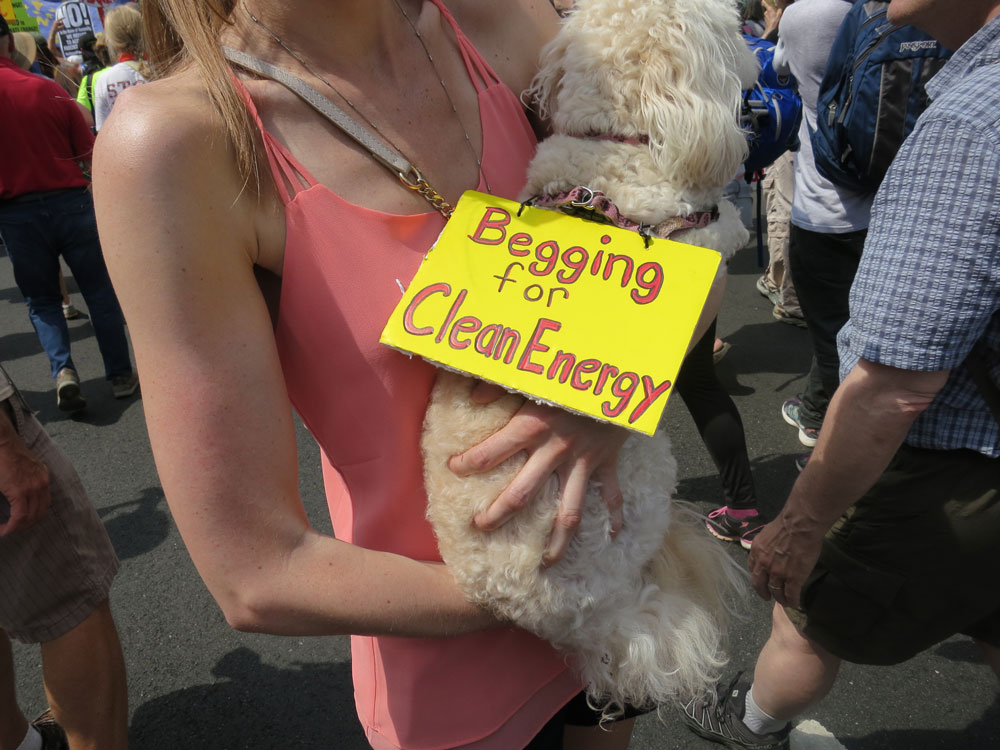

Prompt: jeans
[0,188,131,380]
[788,224,867,429]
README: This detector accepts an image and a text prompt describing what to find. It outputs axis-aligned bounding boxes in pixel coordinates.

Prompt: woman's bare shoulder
[93,67,261,272]
[448,0,560,94]
[95,69,236,185]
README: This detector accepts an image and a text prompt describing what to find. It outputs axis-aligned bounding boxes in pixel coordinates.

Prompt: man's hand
[0,408,51,536]
[448,390,627,566]
[747,511,826,607]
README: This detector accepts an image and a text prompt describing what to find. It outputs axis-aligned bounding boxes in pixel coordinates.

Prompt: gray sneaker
[55,368,86,413]
[755,275,781,307]
[111,372,140,399]
[681,674,790,750]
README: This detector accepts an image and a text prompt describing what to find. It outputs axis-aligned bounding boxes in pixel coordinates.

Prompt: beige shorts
[0,391,119,643]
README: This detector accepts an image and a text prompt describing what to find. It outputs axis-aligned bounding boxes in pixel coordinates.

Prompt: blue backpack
[741,34,803,175]
[811,0,951,192]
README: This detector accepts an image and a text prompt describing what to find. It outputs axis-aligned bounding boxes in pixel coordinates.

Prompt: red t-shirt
[0,55,95,200]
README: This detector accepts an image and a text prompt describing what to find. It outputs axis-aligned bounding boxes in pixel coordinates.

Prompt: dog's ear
[638,4,754,191]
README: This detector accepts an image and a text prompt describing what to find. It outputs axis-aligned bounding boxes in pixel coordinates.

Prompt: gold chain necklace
[241,2,491,216]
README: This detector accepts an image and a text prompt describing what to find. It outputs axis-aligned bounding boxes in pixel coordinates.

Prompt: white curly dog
[422,0,760,716]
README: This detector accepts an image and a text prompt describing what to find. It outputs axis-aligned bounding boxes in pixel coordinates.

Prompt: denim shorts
[787,443,1000,665]
[0,389,119,643]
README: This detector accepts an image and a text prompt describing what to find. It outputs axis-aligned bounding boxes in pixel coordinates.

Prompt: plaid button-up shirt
[838,15,1000,458]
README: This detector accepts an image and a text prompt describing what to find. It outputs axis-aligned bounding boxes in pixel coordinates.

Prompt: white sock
[16,725,43,750]
[743,685,788,735]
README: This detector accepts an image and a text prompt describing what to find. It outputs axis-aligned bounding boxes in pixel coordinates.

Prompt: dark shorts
[524,692,651,749]
[786,443,1000,665]
[0,389,119,643]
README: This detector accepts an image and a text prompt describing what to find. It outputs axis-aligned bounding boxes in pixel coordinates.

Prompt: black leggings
[672,318,757,510]
[523,692,649,749]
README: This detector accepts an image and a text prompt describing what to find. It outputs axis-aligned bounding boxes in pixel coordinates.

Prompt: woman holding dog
[93,1,651,748]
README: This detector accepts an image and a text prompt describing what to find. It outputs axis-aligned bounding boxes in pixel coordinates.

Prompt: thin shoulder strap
[425,0,501,91]
[229,73,308,204]
[223,47,416,181]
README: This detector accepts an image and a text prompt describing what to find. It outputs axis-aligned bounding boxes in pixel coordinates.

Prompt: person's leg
[766,152,801,318]
[0,393,124,749]
[0,208,75,379]
[761,155,786,289]
[59,272,81,319]
[0,631,29,750]
[39,600,128,750]
[563,718,635,750]
[751,604,841,721]
[975,640,1000,679]
[53,191,132,381]
[675,319,757,511]
[786,226,865,429]
[524,693,641,750]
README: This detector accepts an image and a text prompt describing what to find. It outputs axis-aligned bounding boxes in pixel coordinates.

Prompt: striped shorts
[0,390,119,644]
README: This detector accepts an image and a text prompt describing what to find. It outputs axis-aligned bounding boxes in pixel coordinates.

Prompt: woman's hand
[448,384,628,566]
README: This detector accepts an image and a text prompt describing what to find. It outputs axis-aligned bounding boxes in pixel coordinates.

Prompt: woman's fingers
[472,440,568,530]
[448,408,550,478]
[542,464,587,565]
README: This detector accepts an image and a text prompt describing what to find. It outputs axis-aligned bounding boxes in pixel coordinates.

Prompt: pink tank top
[236,3,582,748]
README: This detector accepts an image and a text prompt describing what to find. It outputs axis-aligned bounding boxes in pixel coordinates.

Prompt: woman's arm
[94,80,498,638]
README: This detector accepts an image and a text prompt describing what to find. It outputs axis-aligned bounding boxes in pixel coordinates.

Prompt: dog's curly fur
[422,0,760,715]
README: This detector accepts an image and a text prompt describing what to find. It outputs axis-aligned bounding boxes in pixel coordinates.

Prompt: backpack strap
[966,339,1000,427]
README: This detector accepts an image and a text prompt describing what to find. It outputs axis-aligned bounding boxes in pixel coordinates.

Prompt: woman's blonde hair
[106,4,152,78]
[143,0,258,187]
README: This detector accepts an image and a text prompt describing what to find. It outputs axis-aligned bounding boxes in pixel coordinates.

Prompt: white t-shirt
[773,0,873,233]
[93,60,146,131]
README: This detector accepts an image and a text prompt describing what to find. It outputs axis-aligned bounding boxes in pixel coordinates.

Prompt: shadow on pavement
[18,381,139,428]
[128,647,368,749]
[843,695,1000,749]
[716,321,813,384]
[100,488,172,562]
[932,638,986,664]
[0,283,22,304]
[677,453,800,520]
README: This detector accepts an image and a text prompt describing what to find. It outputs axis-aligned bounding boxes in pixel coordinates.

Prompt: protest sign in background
[8,0,126,43]
[54,0,93,58]
[0,0,40,32]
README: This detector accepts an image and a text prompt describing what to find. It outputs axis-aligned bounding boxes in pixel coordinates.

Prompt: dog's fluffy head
[527,0,759,193]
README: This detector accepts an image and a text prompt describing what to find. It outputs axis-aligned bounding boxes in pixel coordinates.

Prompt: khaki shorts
[787,443,1000,665]
[0,390,119,643]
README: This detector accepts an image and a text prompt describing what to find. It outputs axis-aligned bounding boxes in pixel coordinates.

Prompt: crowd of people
[1,0,997,749]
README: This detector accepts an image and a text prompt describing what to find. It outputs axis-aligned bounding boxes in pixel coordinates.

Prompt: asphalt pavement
[2,240,997,749]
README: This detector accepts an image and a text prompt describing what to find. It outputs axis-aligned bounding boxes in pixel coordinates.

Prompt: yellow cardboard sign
[380,191,721,435]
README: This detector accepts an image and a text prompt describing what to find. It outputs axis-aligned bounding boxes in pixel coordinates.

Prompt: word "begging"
[467,206,665,305]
